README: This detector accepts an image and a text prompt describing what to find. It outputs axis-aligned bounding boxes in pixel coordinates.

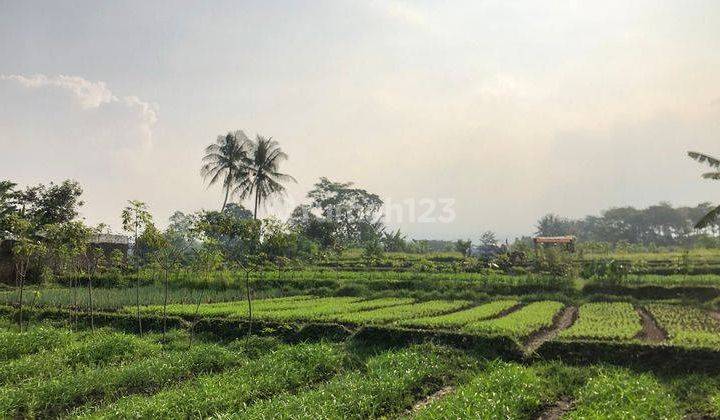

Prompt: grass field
[0,321,718,418]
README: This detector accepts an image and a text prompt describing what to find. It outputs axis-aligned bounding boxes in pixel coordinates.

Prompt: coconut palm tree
[234,136,296,219]
[201,131,252,211]
[688,151,720,228]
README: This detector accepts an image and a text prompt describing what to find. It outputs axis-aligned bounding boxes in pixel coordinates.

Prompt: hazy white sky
[1,0,719,240]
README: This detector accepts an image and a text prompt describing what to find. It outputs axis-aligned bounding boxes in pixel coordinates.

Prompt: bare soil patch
[405,386,454,415]
[635,307,667,342]
[524,306,578,354]
[710,311,720,323]
[536,396,574,420]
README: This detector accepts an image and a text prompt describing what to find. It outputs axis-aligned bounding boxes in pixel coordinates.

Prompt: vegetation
[463,301,564,339]
[647,304,720,348]
[558,302,642,341]
[399,300,518,329]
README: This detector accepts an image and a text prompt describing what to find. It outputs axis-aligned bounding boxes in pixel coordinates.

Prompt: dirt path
[404,386,454,416]
[710,311,720,323]
[635,307,666,342]
[536,397,574,420]
[524,306,578,355]
[492,302,524,319]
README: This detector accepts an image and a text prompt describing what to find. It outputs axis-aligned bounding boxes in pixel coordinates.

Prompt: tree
[479,231,498,248]
[10,217,45,331]
[121,200,154,335]
[0,181,19,237]
[20,180,84,227]
[233,136,296,219]
[305,177,384,245]
[381,229,408,252]
[201,130,252,212]
[535,214,575,237]
[688,151,720,228]
[44,221,91,328]
[455,239,472,257]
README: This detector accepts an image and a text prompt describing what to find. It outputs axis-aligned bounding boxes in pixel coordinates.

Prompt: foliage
[399,300,518,329]
[567,366,682,419]
[647,304,720,348]
[414,360,561,419]
[201,130,253,211]
[559,302,642,341]
[297,177,384,246]
[83,342,346,419]
[0,343,243,417]
[464,301,564,339]
[454,239,472,257]
[231,135,296,219]
[688,151,720,228]
[239,344,470,420]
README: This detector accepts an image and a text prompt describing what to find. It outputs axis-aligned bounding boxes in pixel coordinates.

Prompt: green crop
[138,295,318,317]
[567,366,682,419]
[559,302,641,341]
[0,325,73,362]
[646,304,720,348]
[80,342,346,419]
[464,301,564,339]
[399,300,518,329]
[234,344,471,419]
[324,300,471,324]
[0,343,243,417]
[267,297,414,321]
[0,330,159,386]
[413,360,560,419]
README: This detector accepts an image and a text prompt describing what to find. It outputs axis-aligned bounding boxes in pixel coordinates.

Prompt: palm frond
[701,172,720,180]
[688,151,720,168]
[695,205,720,229]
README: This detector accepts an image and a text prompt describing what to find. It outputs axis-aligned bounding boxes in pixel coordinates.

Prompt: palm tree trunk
[245,270,252,339]
[221,186,230,212]
[253,189,259,220]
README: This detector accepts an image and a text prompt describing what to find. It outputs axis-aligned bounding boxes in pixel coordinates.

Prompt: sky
[1,0,719,241]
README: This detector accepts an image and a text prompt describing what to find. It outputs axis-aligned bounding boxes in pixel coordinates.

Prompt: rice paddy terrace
[4,280,720,418]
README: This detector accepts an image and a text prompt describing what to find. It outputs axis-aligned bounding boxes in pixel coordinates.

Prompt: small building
[532,236,576,253]
[89,234,130,258]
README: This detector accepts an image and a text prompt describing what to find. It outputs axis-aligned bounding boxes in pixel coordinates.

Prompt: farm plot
[646,304,720,348]
[266,297,414,321]
[398,300,519,329]
[234,345,470,419]
[0,324,74,361]
[140,295,319,317]
[79,342,346,418]
[413,361,566,419]
[558,302,642,341]
[323,300,471,325]
[567,366,682,419]
[463,301,565,339]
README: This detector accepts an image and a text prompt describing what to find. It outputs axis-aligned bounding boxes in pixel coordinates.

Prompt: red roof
[533,236,575,244]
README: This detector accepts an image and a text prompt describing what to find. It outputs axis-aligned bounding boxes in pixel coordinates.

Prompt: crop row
[0,323,712,418]
[463,301,565,339]
[646,304,720,348]
[399,300,518,329]
[559,302,642,341]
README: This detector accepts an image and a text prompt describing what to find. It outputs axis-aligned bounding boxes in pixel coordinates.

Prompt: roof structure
[532,236,576,244]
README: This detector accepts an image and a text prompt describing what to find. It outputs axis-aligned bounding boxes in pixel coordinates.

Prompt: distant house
[89,234,130,258]
[532,236,576,253]
[0,234,130,284]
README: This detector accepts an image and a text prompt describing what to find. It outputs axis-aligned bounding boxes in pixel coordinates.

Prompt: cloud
[0,73,158,144]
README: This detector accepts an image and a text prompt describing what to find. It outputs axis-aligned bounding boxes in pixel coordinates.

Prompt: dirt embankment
[524,306,578,354]
[635,307,667,342]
